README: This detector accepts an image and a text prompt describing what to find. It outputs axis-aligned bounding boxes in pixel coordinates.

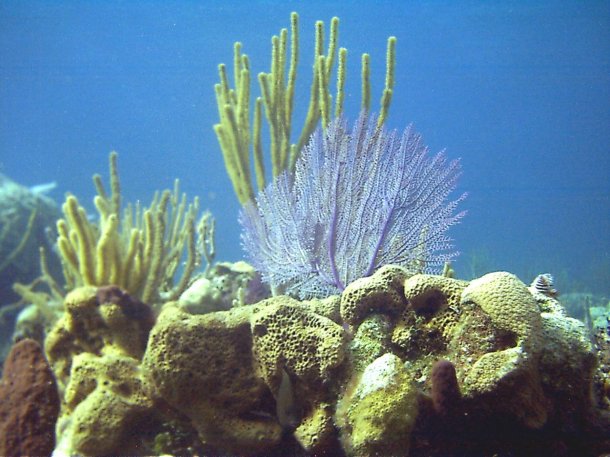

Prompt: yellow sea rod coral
[214,12,396,204]
[54,151,210,305]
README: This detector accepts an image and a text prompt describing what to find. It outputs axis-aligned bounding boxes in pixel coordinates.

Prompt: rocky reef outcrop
[15,265,609,456]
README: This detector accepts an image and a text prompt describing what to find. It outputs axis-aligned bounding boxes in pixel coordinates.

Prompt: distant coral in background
[0,173,64,370]
[0,173,62,305]
[241,113,466,298]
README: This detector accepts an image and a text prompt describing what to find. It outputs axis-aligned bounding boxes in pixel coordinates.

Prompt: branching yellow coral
[52,152,213,305]
[214,12,397,204]
[12,246,64,318]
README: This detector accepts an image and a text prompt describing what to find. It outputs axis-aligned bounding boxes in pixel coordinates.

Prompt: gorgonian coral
[240,113,466,298]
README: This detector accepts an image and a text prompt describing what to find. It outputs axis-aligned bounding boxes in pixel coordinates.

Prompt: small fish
[276,368,301,431]
[30,181,57,195]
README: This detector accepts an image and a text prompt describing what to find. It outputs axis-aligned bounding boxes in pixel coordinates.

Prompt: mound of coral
[4,265,609,456]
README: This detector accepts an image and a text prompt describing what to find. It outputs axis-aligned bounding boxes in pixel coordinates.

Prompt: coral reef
[7,152,213,370]
[44,286,158,456]
[178,261,268,313]
[250,297,346,387]
[45,286,154,392]
[341,264,410,328]
[39,266,609,456]
[141,295,347,455]
[54,352,155,456]
[348,314,393,374]
[593,321,610,418]
[459,272,548,428]
[0,338,59,457]
[336,353,419,456]
[142,302,281,455]
[8,10,607,457]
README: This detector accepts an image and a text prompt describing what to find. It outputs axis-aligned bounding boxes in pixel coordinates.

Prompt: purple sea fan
[239,113,467,299]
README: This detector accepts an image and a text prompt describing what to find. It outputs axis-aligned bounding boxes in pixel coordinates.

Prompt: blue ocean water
[1,0,608,294]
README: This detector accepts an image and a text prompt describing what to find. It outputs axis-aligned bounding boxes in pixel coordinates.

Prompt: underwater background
[1,0,608,295]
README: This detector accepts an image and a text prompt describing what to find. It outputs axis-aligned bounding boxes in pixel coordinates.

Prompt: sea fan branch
[240,112,466,299]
